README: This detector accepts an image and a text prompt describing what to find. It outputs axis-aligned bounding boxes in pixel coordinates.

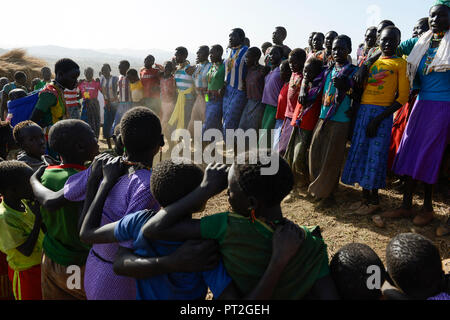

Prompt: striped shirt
[64,89,79,108]
[175,64,194,92]
[118,75,131,103]
[100,76,119,102]
[225,45,248,91]
[192,62,212,89]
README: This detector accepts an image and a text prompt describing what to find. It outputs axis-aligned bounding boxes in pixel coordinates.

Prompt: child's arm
[30,166,68,212]
[113,240,221,279]
[142,164,229,241]
[79,157,126,244]
[16,202,42,257]
[218,222,306,300]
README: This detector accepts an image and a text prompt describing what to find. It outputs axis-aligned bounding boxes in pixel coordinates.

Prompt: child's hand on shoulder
[102,156,126,185]
[272,221,305,266]
[201,163,229,197]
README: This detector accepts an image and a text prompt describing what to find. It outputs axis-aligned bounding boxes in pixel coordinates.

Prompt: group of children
[0,0,448,301]
[0,105,448,300]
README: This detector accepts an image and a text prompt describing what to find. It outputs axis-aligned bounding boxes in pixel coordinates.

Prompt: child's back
[201,212,329,299]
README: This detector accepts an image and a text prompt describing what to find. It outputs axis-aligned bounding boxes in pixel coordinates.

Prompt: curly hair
[0,160,33,194]
[120,107,162,157]
[386,233,444,299]
[235,152,293,207]
[150,159,204,207]
[330,243,386,300]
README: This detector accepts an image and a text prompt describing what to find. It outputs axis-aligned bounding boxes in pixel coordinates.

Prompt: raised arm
[142,163,229,240]
[79,157,126,245]
[30,166,67,212]
[16,202,43,257]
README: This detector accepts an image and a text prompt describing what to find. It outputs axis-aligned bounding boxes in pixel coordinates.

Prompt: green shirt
[34,80,47,91]
[207,63,225,91]
[34,92,58,128]
[40,165,91,266]
[0,200,44,271]
[201,212,330,299]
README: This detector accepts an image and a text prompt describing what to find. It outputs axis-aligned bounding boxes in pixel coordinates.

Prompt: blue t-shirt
[114,210,232,300]
[319,67,356,123]
[416,46,450,102]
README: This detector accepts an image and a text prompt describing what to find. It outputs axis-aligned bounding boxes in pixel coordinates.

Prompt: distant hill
[2,45,181,77]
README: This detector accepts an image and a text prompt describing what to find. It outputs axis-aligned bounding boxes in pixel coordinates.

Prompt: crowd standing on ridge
[0,0,448,301]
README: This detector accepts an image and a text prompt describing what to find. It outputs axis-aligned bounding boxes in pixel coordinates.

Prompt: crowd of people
[0,0,448,301]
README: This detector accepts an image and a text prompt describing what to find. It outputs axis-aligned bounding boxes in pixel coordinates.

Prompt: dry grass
[0,49,48,84]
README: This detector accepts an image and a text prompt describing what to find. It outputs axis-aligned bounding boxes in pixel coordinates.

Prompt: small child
[79,67,102,139]
[5,89,28,123]
[330,243,386,300]
[169,47,195,131]
[112,60,132,133]
[385,233,449,300]
[31,108,164,300]
[342,26,409,216]
[34,67,52,91]
[13,121,46,172]
[142,154,340,300]
[160,61,176,137]
[308,35,359,209]
[1,72,28,121]
[0,161,44,300]
[187,46,211,136]
[140,55,162,115]
[285,57,324,194]
[203,45,225,135]
[259,46,284,148]
[34,120,99,300]
[79,159,303,300]
[127,69,145,106]
[277,49,307,155]
[272,60,292,153]
[239,47,269,132]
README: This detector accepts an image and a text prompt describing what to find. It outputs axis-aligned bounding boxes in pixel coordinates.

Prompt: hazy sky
[5,0,434,56]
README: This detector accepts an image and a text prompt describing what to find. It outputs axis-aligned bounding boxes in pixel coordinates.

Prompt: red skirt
[388,94,417,170]
[8,264,42,300]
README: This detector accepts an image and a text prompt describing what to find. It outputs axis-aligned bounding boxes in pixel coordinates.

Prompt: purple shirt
[262,67,283,107]
[64,167,160,300]
[245,66,266,101]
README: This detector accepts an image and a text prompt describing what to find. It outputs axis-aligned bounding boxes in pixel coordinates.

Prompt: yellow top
[130,81,144,103]
[0,201,44,272]
[361,56,410,107]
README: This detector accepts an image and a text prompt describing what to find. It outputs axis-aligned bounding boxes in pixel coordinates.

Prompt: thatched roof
[0,49,49,85]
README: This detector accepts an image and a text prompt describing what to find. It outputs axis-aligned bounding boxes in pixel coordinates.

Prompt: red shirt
[140,68,160,98]
[275,83,289,120]
[78,81,101,100]
[285,73,303,119]
[291,95,322,131]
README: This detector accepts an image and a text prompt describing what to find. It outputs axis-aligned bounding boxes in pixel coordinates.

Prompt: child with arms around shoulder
[79,158,303,300]
[142,153,339,300]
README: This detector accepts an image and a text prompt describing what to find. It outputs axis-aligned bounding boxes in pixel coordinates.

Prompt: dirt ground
[97,135,450,264]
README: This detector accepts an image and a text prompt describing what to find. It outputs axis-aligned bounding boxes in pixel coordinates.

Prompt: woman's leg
[412,183,435,227]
